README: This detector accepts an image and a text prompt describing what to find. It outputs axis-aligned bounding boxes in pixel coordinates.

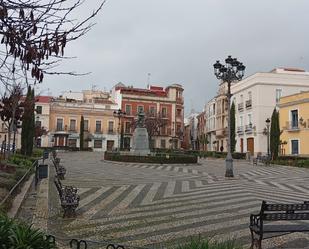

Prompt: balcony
[246,99,252,109]
[215,128,227,138]
[95,130,102,134]
[238,103,244,112]
[285,121,300,131]
[108,129,115,135]
[237,126,244,134]
[245,123,253,133]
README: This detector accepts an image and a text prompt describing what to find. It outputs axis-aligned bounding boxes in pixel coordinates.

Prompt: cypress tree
[270,108,280,160]
[26,88,35,156]
[230,102,236,153]
[80,115,84,150]
[21,86,32,155]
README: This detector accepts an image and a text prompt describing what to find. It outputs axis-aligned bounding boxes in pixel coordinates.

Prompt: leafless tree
[130,112,168,142]
[0,0,105,86]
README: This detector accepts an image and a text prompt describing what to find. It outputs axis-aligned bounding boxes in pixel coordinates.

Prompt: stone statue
[137,111,145,128]
[131,110,150,155]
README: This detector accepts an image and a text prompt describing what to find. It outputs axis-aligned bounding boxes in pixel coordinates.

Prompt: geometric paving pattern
[48,152,309,249]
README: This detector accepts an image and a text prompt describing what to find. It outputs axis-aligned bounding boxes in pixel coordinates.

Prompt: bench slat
[263,213,309,221]
[265,203,309,211]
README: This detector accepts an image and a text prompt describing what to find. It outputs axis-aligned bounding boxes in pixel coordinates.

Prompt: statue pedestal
[131,127,150,156]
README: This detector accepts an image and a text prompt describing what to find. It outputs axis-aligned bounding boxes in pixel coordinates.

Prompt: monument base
[131,127,150,156]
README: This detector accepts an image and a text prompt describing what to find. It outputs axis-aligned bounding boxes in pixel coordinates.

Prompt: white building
[35,96,52,148]
[205,97,217,151]
[231,68,309,156]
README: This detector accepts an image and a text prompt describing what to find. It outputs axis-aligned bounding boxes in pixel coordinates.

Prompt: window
[56,118,63,131]
[291,110,298,128]
[108,121,114,133]
[69,119,76,131]
[177,109,182,117]
[35,120,42,128]
[105,105,111,109]
[162,107,167,117]
[125,122,131,133]
[125,105,131,115]
[291,140,299,155]
[161,125,167,135]
[160,139,166,149]
[248,91,252,100]
[276,89,282,104]
[95,121,102,133]
[36,106,42,114]
[248,114,252,125]
[84,120,89,131]
[68,139,77,147]
[240,94,243,103]
[124,137,131,149]
[149,106,156,116]
[137,105,144,113]
[240,116,243,126]
[94,139,103,148]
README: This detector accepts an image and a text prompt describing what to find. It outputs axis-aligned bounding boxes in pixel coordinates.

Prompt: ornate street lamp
[265,118,271,157]
[113,109,126,151]
[213,56,246,177]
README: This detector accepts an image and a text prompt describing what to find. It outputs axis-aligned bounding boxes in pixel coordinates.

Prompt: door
[247,138,254,155]
[58,136,64,146]
[291,140,299,155]
[240,138,244,153]
[107,140,114,151]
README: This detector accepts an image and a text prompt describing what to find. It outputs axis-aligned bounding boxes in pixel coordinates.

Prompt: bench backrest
[261,201,309,221]
[54,178,63,197]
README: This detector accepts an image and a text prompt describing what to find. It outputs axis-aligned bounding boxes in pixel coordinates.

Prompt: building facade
[231,68,309,156]
[35,96,52,148]
[49,90,119,151]
[112,84,184,150]
[279,91,309,156]
[197,111,207,151]
[205,97,217,151]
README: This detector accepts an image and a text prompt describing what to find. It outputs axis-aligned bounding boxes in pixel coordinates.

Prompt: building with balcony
[204,81,229,153]
[279,91,309,156]
[231,67,309,156]
[35,96,52,147]
[205,97,217,151]
[111,83,184,150]
[197,111,207,151]
[49,90,118,151]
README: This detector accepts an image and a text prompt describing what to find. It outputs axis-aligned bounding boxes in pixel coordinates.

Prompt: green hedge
[272,156,309,168]
[104,152,198,164]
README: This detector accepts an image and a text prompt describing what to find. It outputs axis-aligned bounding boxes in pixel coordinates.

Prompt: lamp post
[113,109,126,151]
[265,118,271,157]
[213,56,246,177]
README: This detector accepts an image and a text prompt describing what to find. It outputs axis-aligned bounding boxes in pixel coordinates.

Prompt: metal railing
[245,124,253,133]
[245,99,252,109]
[285,121,300,131]
[238,103,244,111]
[237,126,244,134]
[0,159,39,209]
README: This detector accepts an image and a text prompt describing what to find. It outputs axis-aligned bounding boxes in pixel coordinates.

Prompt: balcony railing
[246,99,252,109]
[245,123,253,133]
[285,121,299,131]
[237,126,244,134]
[56,126,64,132]
[238,103,244,111]
[108,129,115,134]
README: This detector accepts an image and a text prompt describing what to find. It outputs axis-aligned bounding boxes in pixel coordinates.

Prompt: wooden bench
[249,200,309,249]
[54,177,79,218]
[253,155,271,166]
[52,157,66,180]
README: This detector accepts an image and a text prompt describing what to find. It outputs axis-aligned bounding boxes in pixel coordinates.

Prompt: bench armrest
[250,213,262,228]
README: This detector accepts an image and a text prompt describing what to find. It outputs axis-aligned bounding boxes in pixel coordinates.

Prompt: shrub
[104,152,198,164]
[176,237,242,249]
[32,148,44,158]
[0,214,56,249]
[272,156,309,168]
[8,155,34,168]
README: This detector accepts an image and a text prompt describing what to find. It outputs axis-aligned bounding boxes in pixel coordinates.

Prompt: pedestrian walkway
[48,152,309,249]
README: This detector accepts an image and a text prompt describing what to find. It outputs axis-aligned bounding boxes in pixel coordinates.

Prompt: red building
[112,83,184,150]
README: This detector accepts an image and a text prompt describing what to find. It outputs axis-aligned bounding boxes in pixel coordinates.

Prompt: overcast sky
[38,0,309,114]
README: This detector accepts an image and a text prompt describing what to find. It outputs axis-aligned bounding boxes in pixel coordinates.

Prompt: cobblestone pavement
[48,152,309,249]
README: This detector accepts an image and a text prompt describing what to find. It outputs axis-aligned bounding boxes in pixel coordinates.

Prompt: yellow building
[50,90,119,151]
[279,91,309,156]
